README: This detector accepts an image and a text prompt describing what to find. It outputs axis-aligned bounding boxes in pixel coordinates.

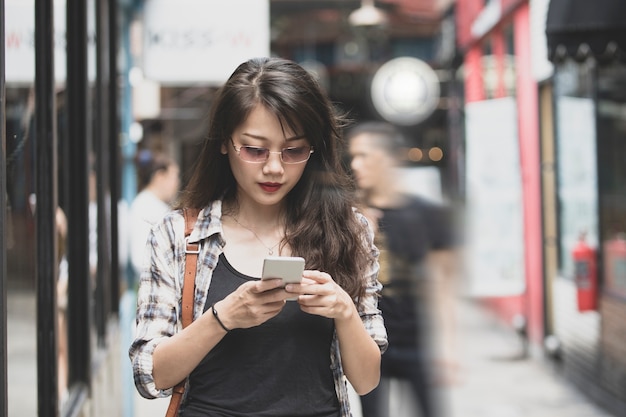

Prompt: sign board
[470,0,501,39]
[5,0,96,85]
[142,0,270,85]
[530,0,554,81]
[464,97,526,297]
[370,57,440,126]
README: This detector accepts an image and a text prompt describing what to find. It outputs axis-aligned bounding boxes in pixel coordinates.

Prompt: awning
[546,0,626,63]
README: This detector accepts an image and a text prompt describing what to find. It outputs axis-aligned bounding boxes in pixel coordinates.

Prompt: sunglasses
[230,138,314,164]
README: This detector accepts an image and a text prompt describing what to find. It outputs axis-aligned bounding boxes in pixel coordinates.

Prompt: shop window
[597,63,626,299]
[5,0,122,414]
[5,86,39,417]
[553,59,599,280]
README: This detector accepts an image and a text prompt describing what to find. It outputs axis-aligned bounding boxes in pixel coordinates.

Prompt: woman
[130,57,387,417]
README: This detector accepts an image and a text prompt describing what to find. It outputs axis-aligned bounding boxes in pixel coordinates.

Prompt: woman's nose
[263,152,284,174]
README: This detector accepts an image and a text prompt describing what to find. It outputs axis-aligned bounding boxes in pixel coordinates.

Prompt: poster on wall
[142,0,270,85]
[464,97,526,297]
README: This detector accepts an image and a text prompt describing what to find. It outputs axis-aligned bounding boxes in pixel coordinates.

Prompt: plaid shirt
[129,199,388,416]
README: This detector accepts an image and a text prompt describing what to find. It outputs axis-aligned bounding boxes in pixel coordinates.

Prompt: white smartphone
[262,256,305,300]
[261,256,305,284]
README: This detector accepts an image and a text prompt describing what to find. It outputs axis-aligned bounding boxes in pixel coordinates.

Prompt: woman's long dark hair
[178,57,373,300]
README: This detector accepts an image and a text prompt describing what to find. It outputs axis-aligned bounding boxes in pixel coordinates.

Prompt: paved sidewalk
[438,298,615,417]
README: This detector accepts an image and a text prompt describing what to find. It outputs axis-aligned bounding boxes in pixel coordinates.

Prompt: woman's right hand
[154,277,289,390]
[213,278,289,330]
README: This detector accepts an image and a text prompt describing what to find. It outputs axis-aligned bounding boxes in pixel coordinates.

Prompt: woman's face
[222,104,311,209]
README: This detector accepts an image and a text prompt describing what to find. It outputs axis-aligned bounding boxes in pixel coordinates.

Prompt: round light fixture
[370,57,440,126]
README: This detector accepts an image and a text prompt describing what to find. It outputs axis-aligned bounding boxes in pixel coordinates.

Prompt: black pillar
[66,0,91,386]
[0,0,8,416]
[34,0,59,415]
[109,0,121,314]
[94,0,111,346]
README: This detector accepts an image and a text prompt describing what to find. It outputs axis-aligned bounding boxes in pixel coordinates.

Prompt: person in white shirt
[129,150,180,276]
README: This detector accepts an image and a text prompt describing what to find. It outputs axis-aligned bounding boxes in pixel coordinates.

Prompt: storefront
[2,0,126,416]
[454,0,545,347]
[546,0,626,413]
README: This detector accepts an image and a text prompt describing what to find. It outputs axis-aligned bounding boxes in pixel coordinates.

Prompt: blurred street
[440,298,614,417]
[132,297,616,417]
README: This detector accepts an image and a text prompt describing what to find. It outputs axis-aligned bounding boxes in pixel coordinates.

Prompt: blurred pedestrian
[28,196,70,402]
[348,121,457,417]
[129,149,180,277]
[55,206,69,402]
[129,57,387,417]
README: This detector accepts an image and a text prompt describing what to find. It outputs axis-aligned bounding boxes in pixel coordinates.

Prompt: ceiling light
[348,0,388,27]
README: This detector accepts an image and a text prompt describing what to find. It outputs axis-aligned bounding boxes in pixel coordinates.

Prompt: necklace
[230,215,281,255]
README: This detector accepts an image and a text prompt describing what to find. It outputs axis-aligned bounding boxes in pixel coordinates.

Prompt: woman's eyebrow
[241,132,306,142]
[285,134,307,142]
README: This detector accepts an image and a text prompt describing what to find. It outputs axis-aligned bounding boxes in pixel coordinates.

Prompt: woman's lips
[259,182,281,193]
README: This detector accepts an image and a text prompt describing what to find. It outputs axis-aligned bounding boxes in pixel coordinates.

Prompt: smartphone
[262,256,305,284]
[262,256,305,300]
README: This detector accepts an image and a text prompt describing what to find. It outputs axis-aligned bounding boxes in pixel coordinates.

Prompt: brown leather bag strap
[182,207,200,328]
[165,207,200,417]
[164,387,184,417]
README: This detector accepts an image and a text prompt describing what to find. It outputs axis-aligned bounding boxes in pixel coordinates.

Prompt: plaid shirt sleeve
[129,213,185,399]
[332,211,388,416]
[355,210,388,351]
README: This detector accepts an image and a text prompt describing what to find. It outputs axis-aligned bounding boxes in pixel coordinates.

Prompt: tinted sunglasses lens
[240,146,268,162]
[282,147,311,163]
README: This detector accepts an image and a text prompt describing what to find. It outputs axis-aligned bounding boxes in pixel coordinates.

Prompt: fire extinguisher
[572,233,597,312]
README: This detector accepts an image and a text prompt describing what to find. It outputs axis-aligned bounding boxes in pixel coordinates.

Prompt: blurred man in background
[348,121,459,417]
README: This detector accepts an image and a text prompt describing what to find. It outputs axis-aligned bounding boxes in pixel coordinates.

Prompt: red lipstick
[260,182,281,193]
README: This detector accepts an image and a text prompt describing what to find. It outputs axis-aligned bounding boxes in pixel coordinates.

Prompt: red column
[458,0,485,104]
[464,46,484,103]
[514,3,544,344]
[492,28,507,99]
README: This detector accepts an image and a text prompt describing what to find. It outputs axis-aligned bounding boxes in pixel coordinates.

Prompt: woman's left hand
[285,270,355,321]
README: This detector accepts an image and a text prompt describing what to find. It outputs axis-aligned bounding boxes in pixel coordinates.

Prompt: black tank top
[182,254,340,417]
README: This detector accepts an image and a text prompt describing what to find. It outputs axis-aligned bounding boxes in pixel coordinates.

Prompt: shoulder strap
[165,208,200,417]
[182,208,200,328]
